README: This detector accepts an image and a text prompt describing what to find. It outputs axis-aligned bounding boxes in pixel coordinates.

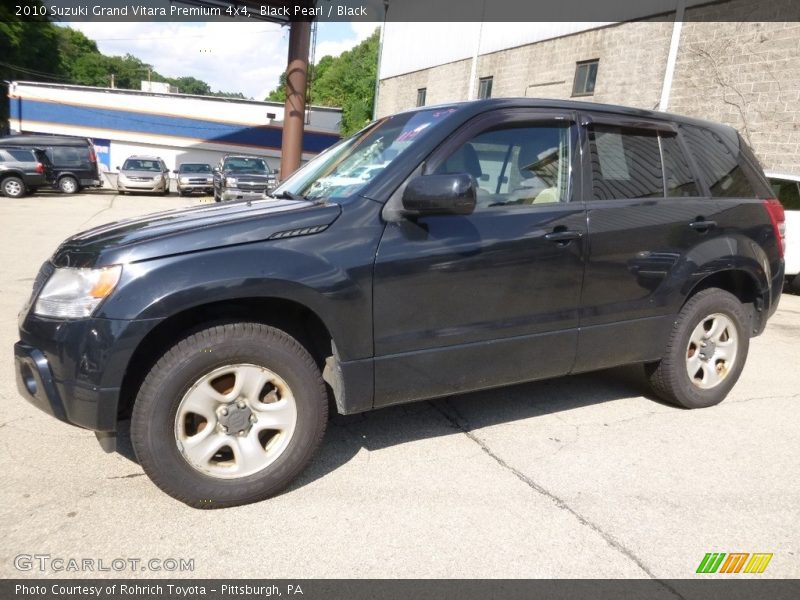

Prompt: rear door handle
[544,230,583,242]
[689,220,717,231]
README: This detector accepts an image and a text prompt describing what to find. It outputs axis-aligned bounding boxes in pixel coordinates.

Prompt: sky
[63,21,379,101]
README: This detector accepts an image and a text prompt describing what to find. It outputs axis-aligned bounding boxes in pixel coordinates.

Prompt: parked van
[0,134,101,193]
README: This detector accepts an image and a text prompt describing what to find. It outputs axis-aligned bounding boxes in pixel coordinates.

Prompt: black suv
[213,154,272,202]
[0,147,54,197]
[14,99,785,508]
[0,135,101,194]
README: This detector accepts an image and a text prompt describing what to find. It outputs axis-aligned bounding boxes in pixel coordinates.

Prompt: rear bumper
[14,342,119,431]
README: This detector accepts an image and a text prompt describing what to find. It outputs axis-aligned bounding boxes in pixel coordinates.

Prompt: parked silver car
[174,162,214,196]
[117,156,170,195]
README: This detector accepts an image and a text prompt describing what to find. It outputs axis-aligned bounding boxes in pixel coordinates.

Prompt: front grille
[127,176,153,182]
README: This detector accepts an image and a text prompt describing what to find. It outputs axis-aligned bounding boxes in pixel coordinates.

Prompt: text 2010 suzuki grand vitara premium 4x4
[15,99,785,507]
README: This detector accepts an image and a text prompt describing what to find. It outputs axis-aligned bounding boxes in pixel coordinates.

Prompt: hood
[52,198,341,268]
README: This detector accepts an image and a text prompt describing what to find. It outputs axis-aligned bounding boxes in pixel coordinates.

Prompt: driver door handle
[544,230,583,242]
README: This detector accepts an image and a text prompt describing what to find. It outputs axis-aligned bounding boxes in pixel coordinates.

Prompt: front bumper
[118,178,167,192]
[15,342,119,431]
[15,314,161,433]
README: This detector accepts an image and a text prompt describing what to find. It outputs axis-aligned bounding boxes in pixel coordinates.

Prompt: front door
[372,109,586,407]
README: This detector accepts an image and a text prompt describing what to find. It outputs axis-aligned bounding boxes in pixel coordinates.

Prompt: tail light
[35,162,44,174]
[764,198,785,257]
[88,146,97,163]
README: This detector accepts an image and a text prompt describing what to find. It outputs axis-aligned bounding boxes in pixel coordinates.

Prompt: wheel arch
[117,297,336,420]
[682,268,766,335]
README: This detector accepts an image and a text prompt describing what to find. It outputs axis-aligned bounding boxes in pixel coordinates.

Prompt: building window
[572,59,599,97]
[478,76,493,99]
[416,88,427,107]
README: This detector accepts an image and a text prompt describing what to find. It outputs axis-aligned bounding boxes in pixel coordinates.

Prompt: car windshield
[123,159,161,171]
[272,107,457,201]
[180,164,211,173]
[224,157,268,173]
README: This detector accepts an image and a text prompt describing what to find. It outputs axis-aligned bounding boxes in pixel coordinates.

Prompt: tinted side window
[661,134,699,197]
[680,125,756,198]
[7,150,34,162]
[50,146,84,166]
[589,125,663,200]
[434,122,572,209]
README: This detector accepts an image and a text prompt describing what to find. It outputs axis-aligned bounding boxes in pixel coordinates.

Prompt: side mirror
[401,173,476,217]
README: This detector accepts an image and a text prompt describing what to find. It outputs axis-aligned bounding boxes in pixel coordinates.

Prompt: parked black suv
[0,134,101,194]
[14,99,785,508]
[213,154,272,202]
[0,147,54,197]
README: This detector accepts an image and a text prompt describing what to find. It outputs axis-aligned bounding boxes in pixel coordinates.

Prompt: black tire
[58,176,79,194]
[130,323,328,508]
[646,288,749,409]
[1,176,26,198]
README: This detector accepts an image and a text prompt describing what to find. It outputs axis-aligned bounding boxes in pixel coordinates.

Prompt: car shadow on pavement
[113,364,671,489]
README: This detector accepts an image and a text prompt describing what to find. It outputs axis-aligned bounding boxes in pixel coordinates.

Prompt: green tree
[266,29,380,135]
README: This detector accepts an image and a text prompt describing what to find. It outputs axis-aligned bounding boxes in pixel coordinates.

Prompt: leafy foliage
[267,29,380,135]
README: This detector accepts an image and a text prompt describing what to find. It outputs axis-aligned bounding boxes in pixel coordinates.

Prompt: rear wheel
[646,288,749,408]
[1,176,26,198]
[130,323,328,508]
[58,176,79,194]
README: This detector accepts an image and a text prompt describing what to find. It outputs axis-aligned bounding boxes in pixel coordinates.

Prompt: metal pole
[280,20,311,180]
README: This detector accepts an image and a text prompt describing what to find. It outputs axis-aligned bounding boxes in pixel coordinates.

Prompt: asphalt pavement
[0,192,798,580]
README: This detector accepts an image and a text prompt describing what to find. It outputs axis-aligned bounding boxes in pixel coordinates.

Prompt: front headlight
[226,177,237,186]
[206,177,213,183]
[179,177,189,184]
[34,265,122,319]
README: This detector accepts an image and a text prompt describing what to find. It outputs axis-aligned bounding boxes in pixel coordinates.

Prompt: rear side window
[7,149,34,162]
[661,134,699,197]
[50,146,85,167]
[680,125,757,198]
[589,125,663,200]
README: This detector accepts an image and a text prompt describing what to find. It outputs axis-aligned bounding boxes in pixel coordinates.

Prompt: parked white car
[766,172,800,292]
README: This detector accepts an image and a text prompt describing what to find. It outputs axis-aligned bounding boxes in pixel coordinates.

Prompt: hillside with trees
[267,29,380,135]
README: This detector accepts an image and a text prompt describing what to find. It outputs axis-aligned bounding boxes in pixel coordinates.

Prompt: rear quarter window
[50,146,85,167]
[6,150,34,162]
[680,124,758,198]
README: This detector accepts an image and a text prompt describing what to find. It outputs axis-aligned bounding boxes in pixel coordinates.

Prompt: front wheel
[130,323,328,508]
[646,288,749,409]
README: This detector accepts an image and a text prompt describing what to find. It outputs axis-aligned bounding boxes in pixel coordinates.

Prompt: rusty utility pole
[279,20,311,180]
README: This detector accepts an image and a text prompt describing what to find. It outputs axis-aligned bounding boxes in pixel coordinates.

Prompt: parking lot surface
[1,192,798,579]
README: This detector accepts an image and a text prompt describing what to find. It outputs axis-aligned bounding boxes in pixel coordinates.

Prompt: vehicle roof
[223,155,266,159]
[178,162,211,166]
[402,97,741,136]
[124,155,163,160]
[0,134,91,146]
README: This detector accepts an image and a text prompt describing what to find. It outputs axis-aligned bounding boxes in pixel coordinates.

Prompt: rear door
[573,113,716,372]
[372,109,587,407]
